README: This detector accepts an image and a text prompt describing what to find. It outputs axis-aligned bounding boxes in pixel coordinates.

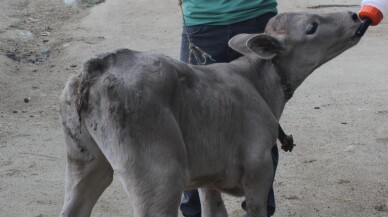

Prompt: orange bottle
[357,0,387,36]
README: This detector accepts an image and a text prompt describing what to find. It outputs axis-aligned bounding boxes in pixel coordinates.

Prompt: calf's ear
[247,34,285,59]
[228,33,257,56]
[228,33,285,59]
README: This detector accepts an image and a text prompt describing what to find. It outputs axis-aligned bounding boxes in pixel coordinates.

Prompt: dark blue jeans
[179,12,278,217]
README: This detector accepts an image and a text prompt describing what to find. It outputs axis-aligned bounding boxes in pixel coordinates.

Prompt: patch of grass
[83,0,105,6]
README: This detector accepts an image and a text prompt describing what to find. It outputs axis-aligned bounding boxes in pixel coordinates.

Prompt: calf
[59,12,362,217]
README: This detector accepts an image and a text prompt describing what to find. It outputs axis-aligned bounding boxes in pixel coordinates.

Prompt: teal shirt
[182,0,278,26]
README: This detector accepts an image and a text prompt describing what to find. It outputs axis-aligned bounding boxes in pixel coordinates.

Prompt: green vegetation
[83,0,105,6]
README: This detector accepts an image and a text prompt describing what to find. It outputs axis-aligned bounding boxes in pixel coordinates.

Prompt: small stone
[27,18,38,22]
[337,179,350,184]
[43,39,49,43]
[374,204,388,212]
[314,106,320,109]
[303,159,317,164]
[41,47,50,55]
[70,64,77,67]
[341,122,348,125]
[345,145,355,152]
[24,97,30,103]
[40,32,50,36]
[13,110,18,113]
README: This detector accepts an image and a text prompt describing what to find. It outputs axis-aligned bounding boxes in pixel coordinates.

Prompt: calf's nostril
[351,12,359,22]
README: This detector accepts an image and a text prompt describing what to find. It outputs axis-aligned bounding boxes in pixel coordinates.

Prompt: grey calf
[59,12,361,217]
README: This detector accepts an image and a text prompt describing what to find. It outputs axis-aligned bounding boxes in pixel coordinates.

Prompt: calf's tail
[76,49,131,122]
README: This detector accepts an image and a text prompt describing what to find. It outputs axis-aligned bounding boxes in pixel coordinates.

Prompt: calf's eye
[306,22,318,35]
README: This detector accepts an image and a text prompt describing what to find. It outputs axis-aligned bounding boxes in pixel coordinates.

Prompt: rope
[178,0,214,65]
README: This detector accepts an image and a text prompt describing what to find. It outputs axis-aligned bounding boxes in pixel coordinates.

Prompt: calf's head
[229,12,362,89]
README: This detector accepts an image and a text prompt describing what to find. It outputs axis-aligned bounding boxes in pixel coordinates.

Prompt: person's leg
[180,24,230,217]
[180,190,202,217]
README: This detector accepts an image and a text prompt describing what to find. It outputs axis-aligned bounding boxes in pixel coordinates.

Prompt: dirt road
[0,0,387,216]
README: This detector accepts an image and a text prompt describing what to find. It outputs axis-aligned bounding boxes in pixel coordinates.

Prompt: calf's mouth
[355,18,371,37]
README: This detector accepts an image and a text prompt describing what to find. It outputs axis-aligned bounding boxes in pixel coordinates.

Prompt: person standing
[178,1,279,217]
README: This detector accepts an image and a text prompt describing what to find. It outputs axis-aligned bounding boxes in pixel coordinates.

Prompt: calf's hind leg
[94,109,187,217]
[116,159,185,217]
[60,122,113,217]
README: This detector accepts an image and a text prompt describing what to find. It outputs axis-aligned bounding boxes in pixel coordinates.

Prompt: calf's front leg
[242,146,275,217]
[199,188,228,217]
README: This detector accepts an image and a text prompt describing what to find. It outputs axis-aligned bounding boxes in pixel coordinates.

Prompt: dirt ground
[0,0,387,216]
